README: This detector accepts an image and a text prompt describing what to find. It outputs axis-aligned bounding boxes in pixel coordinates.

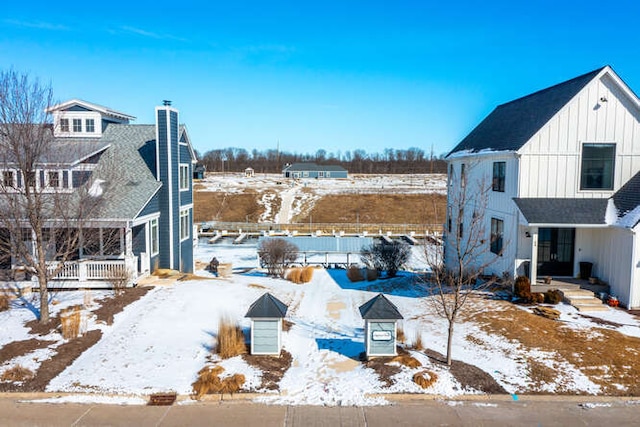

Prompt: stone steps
[559,289,609,312]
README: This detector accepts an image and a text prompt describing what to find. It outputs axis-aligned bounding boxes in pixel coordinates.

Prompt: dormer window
[47,171,60,188]
[72,119,82,133]
[60,119,69,132]
[85,119,95,133]
[3,171,14,188]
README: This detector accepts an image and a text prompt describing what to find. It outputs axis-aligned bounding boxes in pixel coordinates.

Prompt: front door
[537,228,575,276]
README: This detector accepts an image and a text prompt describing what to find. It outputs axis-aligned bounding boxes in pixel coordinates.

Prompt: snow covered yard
[2,241,640,405]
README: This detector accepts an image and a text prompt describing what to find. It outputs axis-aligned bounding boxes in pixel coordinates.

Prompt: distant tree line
[196,147,448,174]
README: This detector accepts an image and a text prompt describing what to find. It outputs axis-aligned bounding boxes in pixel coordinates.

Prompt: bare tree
[361,240,411,278]
[0,70,104,323]
[258,238,299,277]
[421,162,499,365]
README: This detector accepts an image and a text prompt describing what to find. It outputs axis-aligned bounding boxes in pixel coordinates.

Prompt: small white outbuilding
[245,293,288,355]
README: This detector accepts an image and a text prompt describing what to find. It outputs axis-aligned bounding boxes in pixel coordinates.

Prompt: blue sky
[2,1,640,157]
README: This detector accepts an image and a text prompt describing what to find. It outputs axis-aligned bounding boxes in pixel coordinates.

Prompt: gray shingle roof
[448,67,605,156]
[283,163,347,172]
[245,293,288,318]
[359,293,403,320]
[513,198,609,225]
[89,124,162,220]
[612,171,640,226]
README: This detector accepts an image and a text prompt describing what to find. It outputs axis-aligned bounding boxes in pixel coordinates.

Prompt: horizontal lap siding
[252,320,279,354]
[368,321,396,356]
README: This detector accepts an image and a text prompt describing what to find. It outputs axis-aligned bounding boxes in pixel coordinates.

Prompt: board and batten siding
[445,155,519,275]
[576,227,638,308]
[518,73,640,198]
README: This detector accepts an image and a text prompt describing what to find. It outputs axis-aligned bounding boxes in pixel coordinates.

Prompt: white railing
[47,257,138,281]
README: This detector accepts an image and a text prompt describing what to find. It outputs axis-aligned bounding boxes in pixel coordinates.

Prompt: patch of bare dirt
[242,350,293,390]
[93,286,152,325]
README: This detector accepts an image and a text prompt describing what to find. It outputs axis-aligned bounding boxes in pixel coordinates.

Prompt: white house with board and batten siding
[444,65,640,309]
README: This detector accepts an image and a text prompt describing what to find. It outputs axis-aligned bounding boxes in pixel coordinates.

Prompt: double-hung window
[179,209,190,241]
[150,218,159,255]
[60,119,70,132]
[72,119,82,133]
[85,119,95,133]
[580,143,615,190]
[179,164,189,190]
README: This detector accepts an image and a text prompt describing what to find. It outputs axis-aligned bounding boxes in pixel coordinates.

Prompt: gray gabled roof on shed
[513,198,609,225]
[447,67,605,156]
[245,293,288,318]
[359,293,403,320]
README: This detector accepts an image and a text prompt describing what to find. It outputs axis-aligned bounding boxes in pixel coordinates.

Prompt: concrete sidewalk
[1,395,640,426]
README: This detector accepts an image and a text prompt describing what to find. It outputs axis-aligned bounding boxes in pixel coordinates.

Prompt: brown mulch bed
[0,338,56,366]
[242,350,293,390]
[0,330,102,392]
[93,286,152,325]
[0,286,152,392]
[364,353,403,387]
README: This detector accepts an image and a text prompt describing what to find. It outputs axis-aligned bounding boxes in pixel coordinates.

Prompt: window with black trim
[580,143,615,190]
[492,161,505,192]
[490,218,504,255]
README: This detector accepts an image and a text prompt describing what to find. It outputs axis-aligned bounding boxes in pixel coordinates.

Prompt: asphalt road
[1,396,639,426]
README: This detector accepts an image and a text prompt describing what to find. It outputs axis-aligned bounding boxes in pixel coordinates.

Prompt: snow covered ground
[2,240,640,406]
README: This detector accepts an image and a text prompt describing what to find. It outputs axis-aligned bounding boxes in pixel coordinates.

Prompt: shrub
[0,293,10,312]
[519,291,532,304]
[514,275,531,298]
[413,370,438,389]
[258,238,299,277]
[217,318,246,359]
[1,365,34,383]
[361,241,411,278]
[366,268,379,281]
[544,289,563,304]
[531,293,545,304]
[396,326,405,343]
[346,266,364,282]
[299,266,314,283]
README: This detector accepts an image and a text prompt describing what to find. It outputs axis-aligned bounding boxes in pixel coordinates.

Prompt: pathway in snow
[275,185,298,224]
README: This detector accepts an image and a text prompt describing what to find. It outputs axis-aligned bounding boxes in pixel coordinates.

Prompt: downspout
[629,228,637,309]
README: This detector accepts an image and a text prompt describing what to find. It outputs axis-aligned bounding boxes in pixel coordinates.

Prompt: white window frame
[179,164,189,191]
[179,209,190,241]
[60,118,70,133]
[85,118,95,133]
[46,170,61,189]
[2,170,15,188]
[150,218,159,255]
[72,118,82,133]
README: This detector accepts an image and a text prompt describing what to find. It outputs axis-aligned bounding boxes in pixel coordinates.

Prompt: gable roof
[88,124,162,220]
[359,293,403,320]
[448,67,606,156]
[513,198,609,225]
[245,293,288,318]
[47,99,136,121]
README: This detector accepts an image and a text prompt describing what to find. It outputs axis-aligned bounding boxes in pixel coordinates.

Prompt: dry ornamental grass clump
[61,306,85,340]
[286,268,302,284]
[391,354,422,368]
[191,365,246,399]
[286,266,315,284]
[299,266,314,283]
[217,318,246,359]
[0,293,10,312]
[412,333,424,351]
[1,365,34,383]
[413,370,438,389]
